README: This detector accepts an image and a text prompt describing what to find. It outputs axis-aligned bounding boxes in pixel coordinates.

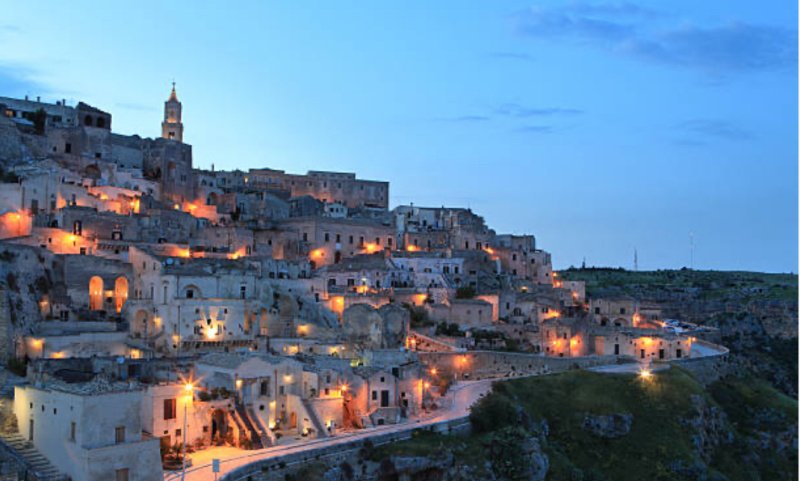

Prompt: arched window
[114,277,128,313]
[89,276,104,310]
[84,115,93,126]
[96,117,106,128]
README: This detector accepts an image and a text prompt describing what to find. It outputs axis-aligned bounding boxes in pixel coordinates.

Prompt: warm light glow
[641,337,653,346]
[570,337,579,347]
[204,328,216,340]
[50,351,65,359]
[339,384,348,393]
[638,368,653,380]
[544,309,561,320]
[310,249,325,259]
[235,379,243,389]
[297,324,309,336]
[482,246,496,255]
[173,203,180,210]
[361,242,381,254]
[430,368,438,376]
[411,293,427,306]
[423,381,431,389]
[405,244,420,252]
[330,296,345,315]
[227,247,247,260]
[31,339,43,349]
[355,284,369,294]
[184,382,194,392]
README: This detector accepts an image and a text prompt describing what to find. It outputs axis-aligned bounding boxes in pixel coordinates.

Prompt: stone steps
[0,431,65,480]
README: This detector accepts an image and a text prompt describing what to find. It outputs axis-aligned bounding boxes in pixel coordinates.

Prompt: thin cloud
[436,115,491,123]
[514,125,554,134]
[513,2,797,76]
[675,119,754,141]
[495,103,583,117]
[0,63,51,98]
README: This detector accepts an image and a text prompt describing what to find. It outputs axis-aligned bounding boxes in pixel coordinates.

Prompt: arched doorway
[114,277,128,313]
[89,276,104,310]
[210,409,228,446]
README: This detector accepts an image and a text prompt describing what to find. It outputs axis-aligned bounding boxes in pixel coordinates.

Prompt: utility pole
[634,248,638,272]
[689,232,694,270]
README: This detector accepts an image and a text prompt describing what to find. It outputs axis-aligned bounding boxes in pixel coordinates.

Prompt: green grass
[499,369,703,481]
[559,268,798,301]
[375,369,797,481]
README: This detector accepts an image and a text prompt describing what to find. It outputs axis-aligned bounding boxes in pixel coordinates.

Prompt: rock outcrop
[581,412,633,439]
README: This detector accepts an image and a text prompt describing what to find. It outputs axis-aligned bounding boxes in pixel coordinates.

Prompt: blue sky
[1,1,797,272]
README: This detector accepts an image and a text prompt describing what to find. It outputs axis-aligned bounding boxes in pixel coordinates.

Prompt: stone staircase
[232,404,265,449]
[300,398,328,438]
[0,432,65,481]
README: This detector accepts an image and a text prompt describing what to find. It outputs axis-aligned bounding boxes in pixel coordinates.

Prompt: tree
[32,108,47,135]
[456,286,476,299]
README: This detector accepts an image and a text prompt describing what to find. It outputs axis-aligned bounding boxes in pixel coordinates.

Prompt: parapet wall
[418,350,622,380]
[218,416,470,481]
[664,339,731,385]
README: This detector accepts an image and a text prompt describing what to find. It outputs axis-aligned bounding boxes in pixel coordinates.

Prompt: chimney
[36,96,40,102]
[24,95,28,101]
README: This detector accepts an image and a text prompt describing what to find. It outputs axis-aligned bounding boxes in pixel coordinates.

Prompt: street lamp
[181,382,193,481]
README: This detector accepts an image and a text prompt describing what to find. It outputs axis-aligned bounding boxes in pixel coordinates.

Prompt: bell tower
[161,82,184,142]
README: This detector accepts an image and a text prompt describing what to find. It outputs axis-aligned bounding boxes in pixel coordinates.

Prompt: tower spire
[162,82,183,142]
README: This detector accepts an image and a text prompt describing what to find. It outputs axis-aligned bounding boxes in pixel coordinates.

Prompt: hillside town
[0,88,727,481]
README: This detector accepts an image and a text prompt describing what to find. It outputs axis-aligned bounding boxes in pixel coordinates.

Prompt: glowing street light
[638,368,653,381]
[181,382,194,481]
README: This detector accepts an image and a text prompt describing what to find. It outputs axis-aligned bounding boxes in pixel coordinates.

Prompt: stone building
[13,378,162,481]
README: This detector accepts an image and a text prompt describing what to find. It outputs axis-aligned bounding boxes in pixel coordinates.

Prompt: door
[28,419,33,441]
[640,349,645,359]
[659,349,665,359]
[614,344,619,355]
[380,390,390,407]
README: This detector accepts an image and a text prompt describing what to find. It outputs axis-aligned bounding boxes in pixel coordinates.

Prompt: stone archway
[210,409,229,446]
[89,276,104,310]
[114,277,128,313]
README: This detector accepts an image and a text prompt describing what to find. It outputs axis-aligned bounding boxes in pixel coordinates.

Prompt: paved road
[166,341,729,480]
[164,379,495,481]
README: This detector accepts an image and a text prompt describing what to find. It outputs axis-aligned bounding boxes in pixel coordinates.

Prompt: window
[371,390,377,400]
[260,381,269,396]
[115,426,125,444]
[164,398,176,420]
[65,142,72,154]
[240,286,246,299]
[70,422,76,442]
[324,233,330,242]
[115,468,129,481]
[186,289,194,299]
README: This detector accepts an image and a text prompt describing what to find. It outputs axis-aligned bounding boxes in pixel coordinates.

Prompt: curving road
[164,378,496,481]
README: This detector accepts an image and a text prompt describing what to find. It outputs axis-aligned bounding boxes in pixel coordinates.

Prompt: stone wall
[418,350,621,380]
[219,416,470,481]
[665,340,731,385]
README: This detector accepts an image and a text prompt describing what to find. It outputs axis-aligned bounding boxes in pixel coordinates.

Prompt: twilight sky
[1,1,797,272]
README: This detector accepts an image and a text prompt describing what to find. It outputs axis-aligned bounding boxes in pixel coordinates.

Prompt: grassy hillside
[559,268,798,397]
[376,369,798,481]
